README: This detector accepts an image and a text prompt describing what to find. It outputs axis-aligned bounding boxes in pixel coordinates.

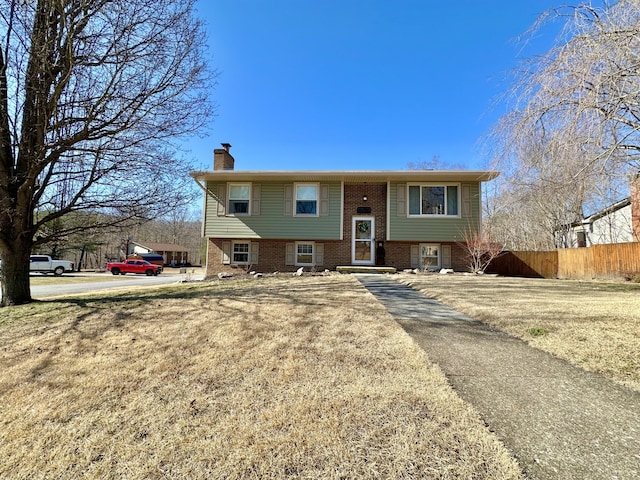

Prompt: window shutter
[217,185,227,216]
[315,243,324,265]
[410,244,420,268]
[251,184,261,215]
[319,185,329,216]
[397,184,406,216]
[442,244,452,269]
[285,243,295,265]
[222,241,231,265]
[462,185,471,218]
[250,242,259,264]
[284,185,293,216]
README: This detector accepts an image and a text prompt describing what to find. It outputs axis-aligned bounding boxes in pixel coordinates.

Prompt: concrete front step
[336,265,397,274]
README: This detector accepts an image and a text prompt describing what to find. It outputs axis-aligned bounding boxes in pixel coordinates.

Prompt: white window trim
[295,241,315,266]
[420,243,441,270]
[407,183,461,218]
[231,240,250,265]
[293,182,319,217]
[227,182,252,216]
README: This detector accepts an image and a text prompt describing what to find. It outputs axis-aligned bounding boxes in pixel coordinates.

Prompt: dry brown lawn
[398,273,640,392]
[0,275,522,479]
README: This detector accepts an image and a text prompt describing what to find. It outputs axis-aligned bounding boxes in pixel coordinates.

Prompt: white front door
[352,217,375,265]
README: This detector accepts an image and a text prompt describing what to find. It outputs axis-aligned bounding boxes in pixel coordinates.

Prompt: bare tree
[407,155,467,170]
[486,1,640,250]
[458,225,503,274]
[0,0,214,305]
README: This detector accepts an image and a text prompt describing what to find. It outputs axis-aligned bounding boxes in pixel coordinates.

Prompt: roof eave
[189,170,500,183]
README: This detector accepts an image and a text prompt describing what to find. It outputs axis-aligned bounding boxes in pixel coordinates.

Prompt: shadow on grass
[1,276,370,392]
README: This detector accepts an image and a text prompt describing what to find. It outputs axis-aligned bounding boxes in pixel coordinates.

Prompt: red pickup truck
[106,259,162,276]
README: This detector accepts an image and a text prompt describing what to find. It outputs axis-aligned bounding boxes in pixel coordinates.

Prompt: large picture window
[228,184,250,215]
[294,183,318,216]
[408,184,459,216]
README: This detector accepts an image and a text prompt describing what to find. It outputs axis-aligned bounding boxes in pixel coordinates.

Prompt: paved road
[24,271,205,299]
[357,274,640,480]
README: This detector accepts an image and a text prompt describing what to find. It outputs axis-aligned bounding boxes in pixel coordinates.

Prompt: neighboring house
[563,198,635,247]
[129,241,190,266]
[191,144,499,276]
[555,174,640,248]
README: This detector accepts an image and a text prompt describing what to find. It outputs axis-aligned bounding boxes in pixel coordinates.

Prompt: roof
[584,198,631,222]
[132,241,189,252]
[568,197,631,228]
[190,169,500,183]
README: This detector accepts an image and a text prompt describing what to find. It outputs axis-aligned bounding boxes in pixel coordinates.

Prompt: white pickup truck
[29,255,74,275]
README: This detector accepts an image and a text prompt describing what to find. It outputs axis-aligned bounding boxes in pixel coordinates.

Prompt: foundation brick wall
[206,238,471,276]
[206,238,352,276]
[382,241,470,271]
[450,242,470,271]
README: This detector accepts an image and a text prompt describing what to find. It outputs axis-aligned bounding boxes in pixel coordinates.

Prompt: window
[295,183,318,215]
[420,244,440,270]
[408,184,459,216]
[228,184,250,215]
[232,242,250,264]
[296,242,314,266]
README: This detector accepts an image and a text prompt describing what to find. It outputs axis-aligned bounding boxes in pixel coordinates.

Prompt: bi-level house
[191,144,499,276]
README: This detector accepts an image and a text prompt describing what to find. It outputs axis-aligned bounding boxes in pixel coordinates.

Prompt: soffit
[190,170,500,183]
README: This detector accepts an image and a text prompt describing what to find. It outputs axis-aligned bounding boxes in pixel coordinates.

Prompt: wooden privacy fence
[487,242,640,279]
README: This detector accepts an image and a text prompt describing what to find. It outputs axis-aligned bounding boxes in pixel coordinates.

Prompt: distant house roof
[571,198,631,228]
[131,241,189,252]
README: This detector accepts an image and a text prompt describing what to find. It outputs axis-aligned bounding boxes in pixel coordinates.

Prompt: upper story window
[228,184,250,215]
[408,184,459,217]
[295,183,318,216]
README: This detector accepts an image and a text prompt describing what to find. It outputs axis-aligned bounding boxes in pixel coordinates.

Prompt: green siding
[388,182,481,242]
[204,182,342,239]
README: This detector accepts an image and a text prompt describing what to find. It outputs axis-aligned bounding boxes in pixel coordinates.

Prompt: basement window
[296,242,314,266]
[232,242,250,264]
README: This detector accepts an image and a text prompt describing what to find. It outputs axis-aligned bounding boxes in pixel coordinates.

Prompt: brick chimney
[214,143,234,170]
[632,173,640,241]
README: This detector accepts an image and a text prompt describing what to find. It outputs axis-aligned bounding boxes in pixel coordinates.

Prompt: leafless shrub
[459,227,503,274]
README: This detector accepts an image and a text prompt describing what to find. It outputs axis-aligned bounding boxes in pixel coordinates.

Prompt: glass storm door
[352,217,375,265]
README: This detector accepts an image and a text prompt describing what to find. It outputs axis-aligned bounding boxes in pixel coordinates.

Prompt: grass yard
[0,275,522,479]
[399,273,640,392]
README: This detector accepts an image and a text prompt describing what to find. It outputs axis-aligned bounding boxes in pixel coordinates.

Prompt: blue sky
[187,0,590,172]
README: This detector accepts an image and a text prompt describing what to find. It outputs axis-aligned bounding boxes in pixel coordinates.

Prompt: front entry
[352,216,375,265]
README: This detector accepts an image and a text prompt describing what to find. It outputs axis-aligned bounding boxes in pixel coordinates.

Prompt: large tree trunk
[0,239,32,307]
[0,0,212,306]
